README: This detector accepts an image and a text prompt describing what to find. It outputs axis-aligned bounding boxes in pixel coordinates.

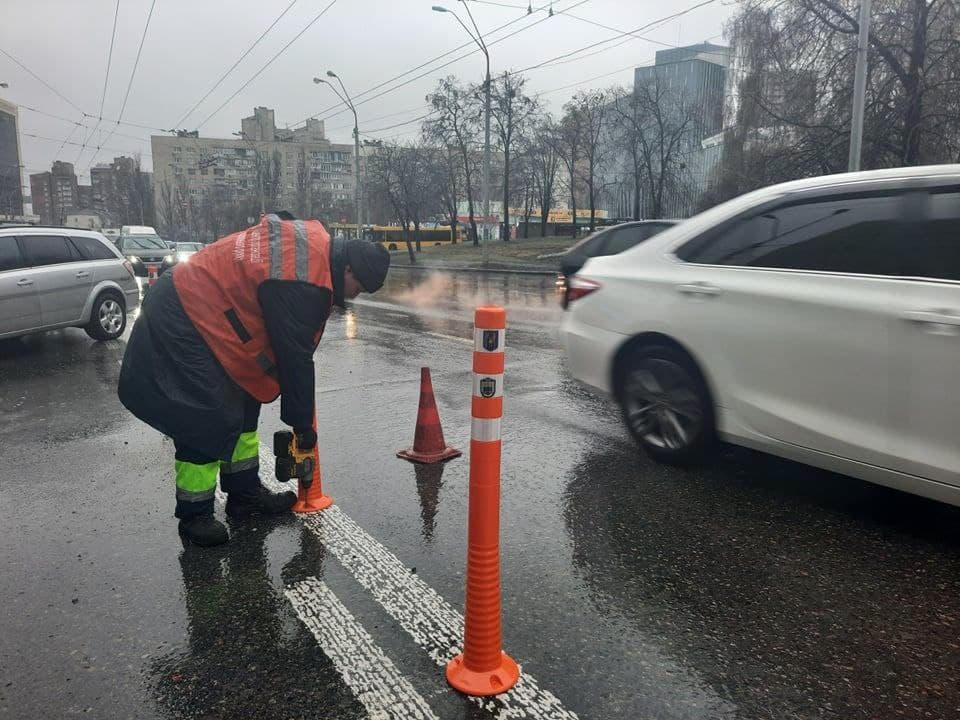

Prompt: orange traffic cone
[293,415,332,513]
[398,367,462,464]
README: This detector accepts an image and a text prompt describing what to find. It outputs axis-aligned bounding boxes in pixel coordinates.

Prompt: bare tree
[630,75,695,219]
[430,143,464,240]
[719,0,960,198]
[366,143,417,262]
[527,118,561,237]
[425,76,482,246]
[553,101,585,236]
[489,72,539,240]
[572,91,608,232]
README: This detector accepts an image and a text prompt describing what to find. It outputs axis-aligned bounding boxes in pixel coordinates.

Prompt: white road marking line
[252,446,578,718]
[285,578,440,720]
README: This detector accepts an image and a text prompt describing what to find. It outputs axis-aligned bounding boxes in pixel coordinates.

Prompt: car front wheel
[615,344,715,464]
[84,291,126,341]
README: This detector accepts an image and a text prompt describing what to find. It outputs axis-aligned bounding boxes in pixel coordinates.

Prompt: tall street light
[434,3,491,243]
[315,72,363,235]
[847,0,872,172]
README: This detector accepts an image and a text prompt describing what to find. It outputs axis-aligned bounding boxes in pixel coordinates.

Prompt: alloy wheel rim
[99,300,123,334]
[624,358,702,450]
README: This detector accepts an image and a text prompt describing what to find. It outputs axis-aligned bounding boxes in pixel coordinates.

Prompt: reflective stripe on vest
[172,215,333,403]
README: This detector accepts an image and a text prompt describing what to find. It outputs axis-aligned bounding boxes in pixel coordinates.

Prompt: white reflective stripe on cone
[471,417,501,442]
[472,373,504,399]
[474,328,506,353]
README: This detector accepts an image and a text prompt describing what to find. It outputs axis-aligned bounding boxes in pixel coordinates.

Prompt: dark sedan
[557,220,678,307]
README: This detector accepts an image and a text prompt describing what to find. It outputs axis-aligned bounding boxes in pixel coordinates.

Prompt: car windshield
[123,236,167,251]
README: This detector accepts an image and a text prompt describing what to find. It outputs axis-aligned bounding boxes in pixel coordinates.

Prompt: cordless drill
[273,430,315,487]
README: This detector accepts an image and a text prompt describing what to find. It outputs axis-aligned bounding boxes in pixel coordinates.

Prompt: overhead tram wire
[75,0,121,165]
[508,0,718,76]
[287,0,589,130]
[169,0,301,131]
[90,0,158,170]
[194,0,338,131]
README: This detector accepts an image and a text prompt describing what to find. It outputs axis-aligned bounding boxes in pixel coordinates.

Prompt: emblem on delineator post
[479,377,496,398]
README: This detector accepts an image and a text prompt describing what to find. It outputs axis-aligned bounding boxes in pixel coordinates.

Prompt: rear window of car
[71,236,118,261]
[122,235,167,251]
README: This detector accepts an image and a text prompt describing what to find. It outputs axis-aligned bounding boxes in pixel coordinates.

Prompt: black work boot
[178,515,229,547]
[225,483,297,517]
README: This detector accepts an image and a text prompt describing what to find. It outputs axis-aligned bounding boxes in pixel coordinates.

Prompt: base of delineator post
[446,651,519,697]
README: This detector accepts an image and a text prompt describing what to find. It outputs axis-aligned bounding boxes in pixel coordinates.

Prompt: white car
[0,226,139,341]
[561,165,960,506]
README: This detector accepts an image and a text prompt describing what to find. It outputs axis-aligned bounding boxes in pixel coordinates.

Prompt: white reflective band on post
[474,328,506,353]
[471,417,501,442]
[472,373,504,399]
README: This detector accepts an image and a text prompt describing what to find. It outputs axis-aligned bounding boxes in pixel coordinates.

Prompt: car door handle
[901,310,960,327]
[901,310,960,337]
[75,270,90,279]
[677,282,720,297]
[16,278,34,287]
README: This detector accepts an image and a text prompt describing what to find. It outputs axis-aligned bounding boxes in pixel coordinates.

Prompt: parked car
[561,165,960,506]
[116,230,170,285]
[0,226,139,341]
[555,220,678,307]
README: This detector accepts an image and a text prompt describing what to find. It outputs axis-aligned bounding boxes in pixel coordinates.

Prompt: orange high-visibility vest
[173,214,333,402]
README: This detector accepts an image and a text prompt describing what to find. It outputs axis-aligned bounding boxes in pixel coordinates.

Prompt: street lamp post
[433,3,491,244]
[314,73,363,237]
[233,131,265,214]
[847,0,872,172]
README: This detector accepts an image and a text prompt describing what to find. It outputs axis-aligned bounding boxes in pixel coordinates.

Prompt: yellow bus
[363,225,461,251]
[325,224,463,250]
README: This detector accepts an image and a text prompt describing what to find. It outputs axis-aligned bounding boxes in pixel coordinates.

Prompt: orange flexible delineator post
[446,305,519,697]
[293,414,332,514]
[398,367,462,464]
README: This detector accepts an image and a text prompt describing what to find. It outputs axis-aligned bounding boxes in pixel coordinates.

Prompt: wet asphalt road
[2,267,960,720]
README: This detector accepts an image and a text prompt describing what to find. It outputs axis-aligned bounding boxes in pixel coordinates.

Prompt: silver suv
[0,227,140,341]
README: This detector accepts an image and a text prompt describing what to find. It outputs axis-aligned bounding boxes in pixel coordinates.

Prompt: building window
[214,168,225,176]
[188,168,196,175]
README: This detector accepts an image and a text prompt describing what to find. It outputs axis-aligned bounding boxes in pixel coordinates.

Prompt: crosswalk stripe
[256,446,579,719]
[285,578,440,720]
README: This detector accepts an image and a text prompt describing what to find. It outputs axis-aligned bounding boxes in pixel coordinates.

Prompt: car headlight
[164,255,174,263]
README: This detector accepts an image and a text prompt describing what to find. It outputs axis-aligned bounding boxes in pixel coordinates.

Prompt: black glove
[294,427,317,451]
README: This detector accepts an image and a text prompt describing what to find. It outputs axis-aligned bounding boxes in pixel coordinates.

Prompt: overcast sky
[1,0,736,187]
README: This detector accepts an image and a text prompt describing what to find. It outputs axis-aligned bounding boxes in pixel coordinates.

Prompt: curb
[390,263,556,277]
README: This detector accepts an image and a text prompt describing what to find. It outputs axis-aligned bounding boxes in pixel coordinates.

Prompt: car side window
[19,235,82,267]
[578,231,609,255]
[603,226,647,255]
[681,194,903,276]
[901,189,960,282]
[0,237,27,272]
[71,236,117,261]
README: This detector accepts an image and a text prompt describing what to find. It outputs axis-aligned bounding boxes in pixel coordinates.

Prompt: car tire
[615,343,715,464]
[84,290,127,341]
